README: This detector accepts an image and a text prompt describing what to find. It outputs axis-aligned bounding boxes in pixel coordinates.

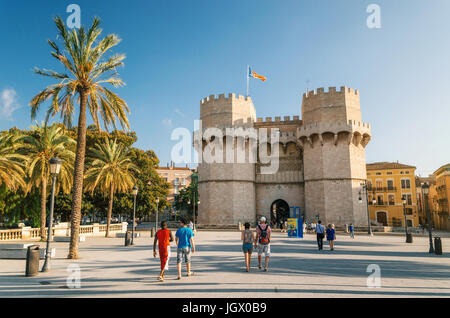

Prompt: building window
[376,172,382,176]
[401,179,411,189]
[387,180,394,190]
[406,194,412,205]
[387,172,393,175]
[388,195,395,205]
[377,195,384,205]
[376,180,383,189]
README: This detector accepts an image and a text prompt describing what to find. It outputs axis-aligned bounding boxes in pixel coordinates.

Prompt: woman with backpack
[254,217,271,272]
[241,222,255,272]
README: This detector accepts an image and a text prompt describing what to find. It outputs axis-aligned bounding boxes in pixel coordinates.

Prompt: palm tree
[84,138,138,237]
[30,17,130,258]
[0,132,27,191]
[18,123,75,240]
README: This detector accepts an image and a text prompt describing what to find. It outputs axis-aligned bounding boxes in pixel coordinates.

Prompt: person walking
[326,224,336,251]
[241,222,254,272]
[153,221,174,281]
[349,223,355,239]
[255,217,271,271]
[175,218,195,280]
[316,220,325,250]
[283,219,288,233]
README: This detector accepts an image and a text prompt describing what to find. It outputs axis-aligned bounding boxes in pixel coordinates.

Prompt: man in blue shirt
[175,218,195,280]
[349,223,355,239]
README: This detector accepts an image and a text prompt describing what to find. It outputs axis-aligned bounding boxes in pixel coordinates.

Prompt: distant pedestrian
[349,223,355,238]
[153,221,174,281]
[326,224,336,251]
[188,220,194,230]
[316,221,325,250]
[282,219,288,233]
[175,218,195,280]
[255,217,271,271]
[241,222,255,272]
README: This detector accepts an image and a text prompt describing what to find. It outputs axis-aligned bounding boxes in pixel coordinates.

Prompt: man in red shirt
[153,221,174,281]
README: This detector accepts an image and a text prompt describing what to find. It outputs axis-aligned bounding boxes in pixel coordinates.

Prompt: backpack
[258,224,270,245]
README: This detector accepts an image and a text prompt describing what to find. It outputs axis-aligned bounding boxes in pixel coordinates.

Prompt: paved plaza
[0,231,449,297]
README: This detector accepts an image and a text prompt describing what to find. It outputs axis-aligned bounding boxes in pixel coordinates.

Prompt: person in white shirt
[315,220,325,250]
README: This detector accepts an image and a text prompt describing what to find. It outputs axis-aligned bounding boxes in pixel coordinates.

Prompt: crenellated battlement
[302,86,359,99]
[298,119,370,132]
[200,93,252,105]
[255,115,301,125]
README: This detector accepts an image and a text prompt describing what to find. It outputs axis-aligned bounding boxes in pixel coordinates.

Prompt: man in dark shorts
[316,220,325,250]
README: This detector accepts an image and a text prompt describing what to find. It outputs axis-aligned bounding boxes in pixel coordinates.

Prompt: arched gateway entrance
[270,199,290,228]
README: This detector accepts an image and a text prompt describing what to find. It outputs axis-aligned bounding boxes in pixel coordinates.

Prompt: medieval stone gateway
[196,87,371,228]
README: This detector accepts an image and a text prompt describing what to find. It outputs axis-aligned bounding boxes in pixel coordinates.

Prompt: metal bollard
[406,233,413,243]
[25,245,40,277]
[151,227,155,238]
[434,237,443,255]
[124,231,131,246]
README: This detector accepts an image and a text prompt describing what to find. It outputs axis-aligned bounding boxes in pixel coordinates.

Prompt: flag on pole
[249,67,267,82]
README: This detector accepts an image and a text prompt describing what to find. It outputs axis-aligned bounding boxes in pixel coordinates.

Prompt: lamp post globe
[41,157,62,272]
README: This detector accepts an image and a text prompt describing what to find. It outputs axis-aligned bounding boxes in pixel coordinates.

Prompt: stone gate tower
[297,87,371,225]
[196,87,371,228]
[197,94,257,225]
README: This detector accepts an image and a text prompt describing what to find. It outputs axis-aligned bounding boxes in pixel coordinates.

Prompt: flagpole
[246,65,250,97]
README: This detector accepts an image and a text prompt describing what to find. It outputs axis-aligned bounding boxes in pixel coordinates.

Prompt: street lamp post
[359,183,373,236]
[41,157,62,272]
[155,197,160,232]
[422,183,434,253]
[131,185,138,245]
[402,195,412,243]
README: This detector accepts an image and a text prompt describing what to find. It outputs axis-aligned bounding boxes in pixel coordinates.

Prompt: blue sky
[0,0,449,176]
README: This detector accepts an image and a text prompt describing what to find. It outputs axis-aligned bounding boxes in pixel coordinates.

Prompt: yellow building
[155,162,193,205]
[366,162,419,227]
[433,164,450,230]
[415,174,436,227]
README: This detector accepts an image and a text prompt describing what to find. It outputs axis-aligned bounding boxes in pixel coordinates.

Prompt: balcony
[367,186,398,192]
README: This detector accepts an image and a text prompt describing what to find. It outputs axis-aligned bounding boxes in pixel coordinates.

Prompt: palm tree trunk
[40,177,47,240]
[106,185,114,238]
[68,90,88,259]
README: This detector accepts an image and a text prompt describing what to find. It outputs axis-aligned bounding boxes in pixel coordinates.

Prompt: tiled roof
[366,162,416,170]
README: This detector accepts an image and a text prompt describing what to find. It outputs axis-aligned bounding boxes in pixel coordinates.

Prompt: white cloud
[0,88,20,121]
[174,108,185,117]
[161,118,173,128]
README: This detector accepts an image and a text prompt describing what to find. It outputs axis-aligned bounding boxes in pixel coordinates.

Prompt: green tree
[30,17,130,258]
[84,138,139,237]
[17,123,75,239]
[0,132,27,191]
[130,148,170,217]
[174,181,199,220]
